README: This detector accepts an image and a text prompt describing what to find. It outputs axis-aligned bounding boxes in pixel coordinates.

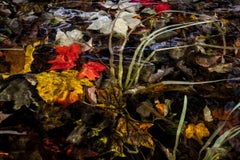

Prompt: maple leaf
[78,61,106,81]
[35,70,93,105]
[154,2,171,16]
[116,117,154,150]
[48,43,81,70]
[185,122,210,145]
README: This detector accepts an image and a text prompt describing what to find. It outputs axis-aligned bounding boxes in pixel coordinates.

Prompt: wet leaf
[22,41,40,73]
[48,43,81,70]
[86,86,97,104]
[55,29,83,46]
[96,87,124,108]
[154,2,171,16]
[78,61,106,81]
[87,14,112,35]
[155,102,169,116]
[195,55,221,68]
[87,10,142,37]
[185,122,210,145]
[0,111,11,123]
[0,75,40,110]
[101,0,141,13]
[203,105,213,122]
[35,70,93,105]
[208,63,232,73]
[116,117,154,150]
[5,48,25,74]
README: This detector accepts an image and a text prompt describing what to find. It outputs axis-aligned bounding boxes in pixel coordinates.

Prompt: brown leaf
[86,86,97,104]
[116,117,154,150]
[5,48,25,74]
[195,55,221,67]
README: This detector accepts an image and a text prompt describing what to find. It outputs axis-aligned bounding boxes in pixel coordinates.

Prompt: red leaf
[131,0,155,6]
[154,2,171,16]
[48,43,81,70]
[78,62,106,81]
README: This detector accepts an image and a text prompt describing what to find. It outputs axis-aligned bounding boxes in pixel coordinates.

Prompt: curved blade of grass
[173,95,188,160]
[199,102,240,160]
[132,20,218,86]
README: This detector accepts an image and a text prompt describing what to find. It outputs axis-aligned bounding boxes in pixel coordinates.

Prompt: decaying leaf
[87,14,112,35]
[203,105,213,122]
[195,55,221,68]
[208,63,232,73]
[35,70,93,105]
[86,86,97,104]
[101,0,141,13]
[55,29,83,46]
[0,75,40,110]
[96,87,124,108]
[155,102,169,116]
[116,117,154,150]
[5,48,25,74]
[185,122,210,145]
[87,10,142,37]
[0,111,11,123]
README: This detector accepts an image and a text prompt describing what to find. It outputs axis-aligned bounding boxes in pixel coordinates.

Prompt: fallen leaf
[0,75,40,110]
[87,14,112,35]
[101,0,141,13]
[48,43,81,70]
[155,102,168,116]
[0,111,11,123]
[185,122,210,145]
[203,105,213,122]
[208,63,232,73]
[35,70,93,105]
[86,86,97,104]
[78,61,106,81]
[154,2,171,16]
[195,55,221,68]
[5,48,25,74]
[55,29,83,46]
[96,87,124,108]
[116,117,154,150]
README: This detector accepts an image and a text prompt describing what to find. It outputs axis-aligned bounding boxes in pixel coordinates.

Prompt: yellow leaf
[185,122,210,145]
[190,14,198,21]
[22,44,35,73]
[35,70,93,105]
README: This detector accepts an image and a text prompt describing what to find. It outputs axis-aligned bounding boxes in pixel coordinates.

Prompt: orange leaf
[78,61,106,81]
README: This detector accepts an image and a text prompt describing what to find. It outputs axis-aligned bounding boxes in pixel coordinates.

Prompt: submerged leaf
[35,70,93,105]
[185,122,210,145]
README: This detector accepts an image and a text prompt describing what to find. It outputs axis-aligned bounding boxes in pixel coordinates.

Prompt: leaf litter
[0,0,240,160]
